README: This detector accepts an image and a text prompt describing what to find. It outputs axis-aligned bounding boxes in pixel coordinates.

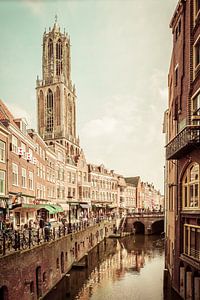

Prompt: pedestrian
[44,222,50,242]
[39,218,45,229]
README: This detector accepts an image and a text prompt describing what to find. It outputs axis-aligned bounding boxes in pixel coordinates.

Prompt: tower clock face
[47,108,53,115]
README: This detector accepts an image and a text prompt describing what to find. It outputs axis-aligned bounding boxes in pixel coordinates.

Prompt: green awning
[22,204,38,209]
[37,204,56,214]
[50,205,64,213]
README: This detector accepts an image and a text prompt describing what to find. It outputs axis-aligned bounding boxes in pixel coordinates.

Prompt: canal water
[44,235,179,300]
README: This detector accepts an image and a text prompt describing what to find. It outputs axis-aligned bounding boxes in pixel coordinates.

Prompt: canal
[44,234,181,300]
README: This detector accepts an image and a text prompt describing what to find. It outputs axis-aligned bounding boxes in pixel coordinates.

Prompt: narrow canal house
[164,0,200,298]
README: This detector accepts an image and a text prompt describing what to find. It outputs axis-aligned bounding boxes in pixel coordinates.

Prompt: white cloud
[82,117,117,138]
[8,103,34,128]
[80,68,167,192]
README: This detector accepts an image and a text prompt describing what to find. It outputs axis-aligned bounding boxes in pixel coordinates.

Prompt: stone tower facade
[36,19,79,150]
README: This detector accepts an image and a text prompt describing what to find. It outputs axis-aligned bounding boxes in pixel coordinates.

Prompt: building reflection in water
[44,235,165,300]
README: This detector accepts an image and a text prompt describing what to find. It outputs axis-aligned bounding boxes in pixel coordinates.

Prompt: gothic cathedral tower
[36,18,79,149]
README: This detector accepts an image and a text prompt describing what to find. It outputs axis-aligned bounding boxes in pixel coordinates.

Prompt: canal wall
[125,215,164,235]
[0,220,114,300]
[43,238,119,300]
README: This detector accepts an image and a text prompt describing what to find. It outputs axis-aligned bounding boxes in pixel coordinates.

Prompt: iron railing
[166,125,200,160]
[0,218,109,257]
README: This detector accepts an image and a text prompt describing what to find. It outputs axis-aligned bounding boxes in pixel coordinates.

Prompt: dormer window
[21,120,27,135]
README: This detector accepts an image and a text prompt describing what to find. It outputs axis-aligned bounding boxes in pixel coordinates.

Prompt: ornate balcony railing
[166,125,200,160]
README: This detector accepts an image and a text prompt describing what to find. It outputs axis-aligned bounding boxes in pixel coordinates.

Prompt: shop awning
[108,204,117,209]
[37,204,57,214]
[92,204,104,208]
[80,203,90,209]
[67,202,80,206]
[22,204,38,209]
[50,205,64,213]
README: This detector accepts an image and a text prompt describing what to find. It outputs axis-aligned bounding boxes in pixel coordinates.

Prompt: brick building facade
[164,0,200,298]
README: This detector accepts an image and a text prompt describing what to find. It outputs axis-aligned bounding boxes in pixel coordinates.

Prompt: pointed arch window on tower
[39,90,44,128]
[56,39,62,59]
[46,89,54,132]
[56,39,62,76]
[55,86,61,126]
[68,104,72,136]
[48,39,53,60]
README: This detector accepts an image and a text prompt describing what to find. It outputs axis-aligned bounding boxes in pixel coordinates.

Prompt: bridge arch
[0,286,8,300]
[133,221,145,234]
[151,220,164,234]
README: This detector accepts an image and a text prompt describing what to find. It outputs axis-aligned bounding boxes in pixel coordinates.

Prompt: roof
[125,176,140,187]
[0,99,15,122]
[169,0,185,29]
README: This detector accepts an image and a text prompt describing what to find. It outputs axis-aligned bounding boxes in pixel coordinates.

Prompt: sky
[0,0,178,193]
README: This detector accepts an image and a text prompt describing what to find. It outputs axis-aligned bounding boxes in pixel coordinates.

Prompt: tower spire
[55,14,58,24]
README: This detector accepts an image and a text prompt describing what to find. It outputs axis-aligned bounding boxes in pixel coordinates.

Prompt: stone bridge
[124,213,164,235]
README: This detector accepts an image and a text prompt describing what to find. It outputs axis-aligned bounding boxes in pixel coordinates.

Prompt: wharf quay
[0,219,115,300]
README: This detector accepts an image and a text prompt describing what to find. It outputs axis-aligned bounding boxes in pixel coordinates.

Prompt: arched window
[55,86,60,125]
[56,39,62,59]
[56,39,62,75]
[46,89,54,132]
[39,90,44,127]
[48,39,53,60]
[182,163,199,208]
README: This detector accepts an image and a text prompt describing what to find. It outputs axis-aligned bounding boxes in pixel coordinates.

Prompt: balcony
[166,125,200,160]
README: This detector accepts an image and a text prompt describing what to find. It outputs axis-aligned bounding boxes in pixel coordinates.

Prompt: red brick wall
[0,221,114,300]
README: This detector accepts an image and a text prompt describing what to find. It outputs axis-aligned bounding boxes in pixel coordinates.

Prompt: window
[43,166,45,179]
[71,173,76,184]
[73,188,75,197]
[194,39,200,68]
[12,135,18,153]
[78,171,82,183]
[21,142,26,159]
[83,172,87,182]
[0,170,5,195]
[67,171,71,183]
[46,89,54,132]
[182,163,199,209]
[21,121,27,135]
[0,140,5,162]
[184,224,200,261]
[28,171,33,190]
[48,39,53,60]
[196,0,200,15]
[12,163,18,186]
[192,92,200,118]
[56,39,62,59]
[29,148,33,158]
[21,168,26,188]
[56,39,62,76]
